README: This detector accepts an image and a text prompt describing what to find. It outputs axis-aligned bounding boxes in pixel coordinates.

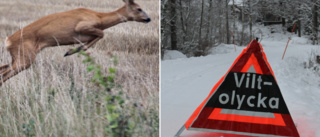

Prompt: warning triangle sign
[184,40,299,137]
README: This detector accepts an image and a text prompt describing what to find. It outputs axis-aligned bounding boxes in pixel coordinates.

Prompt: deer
[0,0,151,86]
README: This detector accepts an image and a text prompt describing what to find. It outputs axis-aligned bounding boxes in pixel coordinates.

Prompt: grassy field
[0,0,159,136]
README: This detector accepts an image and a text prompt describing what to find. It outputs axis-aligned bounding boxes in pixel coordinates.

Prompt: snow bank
[163,50,187,60]
[273,54,320,137]
[290,36,309,45]
[209,44,237,55]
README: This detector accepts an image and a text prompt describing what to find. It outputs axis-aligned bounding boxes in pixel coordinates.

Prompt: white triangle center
[247,65,256,73]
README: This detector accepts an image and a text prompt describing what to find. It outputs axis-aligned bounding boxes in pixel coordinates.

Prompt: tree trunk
[312,3,318,45]
[297,9,301,37]
[179,0,186,43]
[218,0,223,43]
[232,0,236,45]
[240,0,245,46]
[170,0,177,50]
[204,0,213,54]
[198,0,205,53]
[226,0,230,44]
[161,0,169,59]
[249,0,253,40]
[282,18,285,27]
[298,20,301,37]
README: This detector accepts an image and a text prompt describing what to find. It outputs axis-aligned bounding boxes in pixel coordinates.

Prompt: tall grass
[0,0,159,136]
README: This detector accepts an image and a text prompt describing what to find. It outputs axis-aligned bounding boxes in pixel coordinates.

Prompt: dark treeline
[161,0,320,58]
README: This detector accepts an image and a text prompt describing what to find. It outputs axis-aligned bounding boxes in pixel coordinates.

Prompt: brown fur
[0,0,150,86]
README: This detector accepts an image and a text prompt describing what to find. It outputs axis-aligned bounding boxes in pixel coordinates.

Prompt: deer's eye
[137,8,142,12]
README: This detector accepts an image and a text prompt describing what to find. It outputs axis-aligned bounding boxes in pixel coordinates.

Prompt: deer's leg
[0,65,16,86]
[64,21,104,57]
[0,61,32,86]
[0,64,9,74]
[0,42,37,86]
[81,37,103,51]
[0,64,9,86]
[0,56,35,86]
[64,37,101,56]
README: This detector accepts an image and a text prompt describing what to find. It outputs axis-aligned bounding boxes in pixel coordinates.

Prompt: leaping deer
[0,0,151,86]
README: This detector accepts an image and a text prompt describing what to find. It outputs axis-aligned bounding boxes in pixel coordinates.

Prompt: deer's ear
[123,0,134,5]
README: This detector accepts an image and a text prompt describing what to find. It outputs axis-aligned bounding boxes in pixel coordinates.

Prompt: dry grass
[0,0,159,136]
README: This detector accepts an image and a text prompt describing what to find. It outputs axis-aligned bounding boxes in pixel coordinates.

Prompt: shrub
[78,50,158,137]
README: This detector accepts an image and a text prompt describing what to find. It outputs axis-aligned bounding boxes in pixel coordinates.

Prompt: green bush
[78,51,143,137]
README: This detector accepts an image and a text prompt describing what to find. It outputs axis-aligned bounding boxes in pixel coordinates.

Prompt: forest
[161,0,320,57]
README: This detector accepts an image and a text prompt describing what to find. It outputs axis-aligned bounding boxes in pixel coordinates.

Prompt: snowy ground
[161,31,320,137]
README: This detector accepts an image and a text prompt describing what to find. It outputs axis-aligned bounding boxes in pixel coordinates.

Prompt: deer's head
[123,0,151,23]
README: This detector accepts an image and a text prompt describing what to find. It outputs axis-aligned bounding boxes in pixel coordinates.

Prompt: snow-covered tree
[161,0,320,58]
